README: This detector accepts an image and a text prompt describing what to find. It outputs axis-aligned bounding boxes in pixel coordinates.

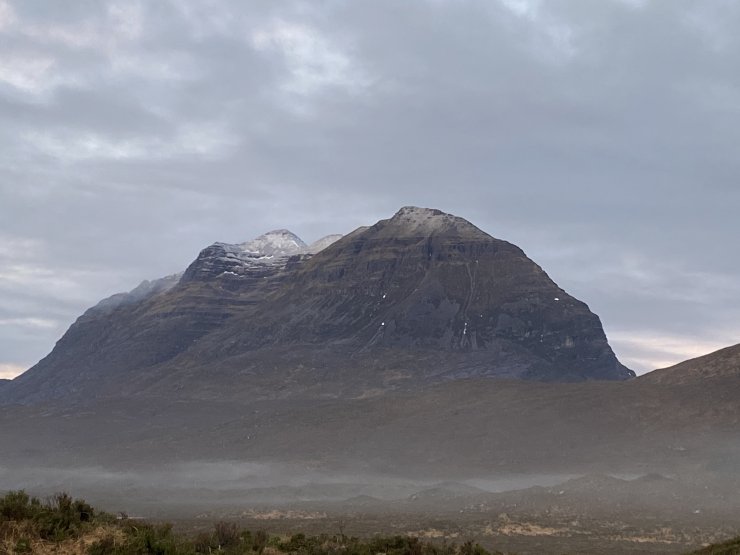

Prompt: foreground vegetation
[0,491,503,555]
[5,489,739,555]
[691,537,740,555]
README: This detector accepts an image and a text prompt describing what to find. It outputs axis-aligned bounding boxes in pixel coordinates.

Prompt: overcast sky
[1,0,739,379]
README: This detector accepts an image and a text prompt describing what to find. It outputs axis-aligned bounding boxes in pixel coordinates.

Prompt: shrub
[0,491,39,521]
[34,492,96,541]
[213,520,240,548]
[460,540,491,555]
[253,529,269,554]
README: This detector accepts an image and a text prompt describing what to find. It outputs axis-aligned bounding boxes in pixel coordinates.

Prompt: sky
[1,0,739,379]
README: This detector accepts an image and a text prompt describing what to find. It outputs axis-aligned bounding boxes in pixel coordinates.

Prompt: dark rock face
[1,207,633,405]
[181,229,309,284]
[180,242,305,287]
[207,207,632,382]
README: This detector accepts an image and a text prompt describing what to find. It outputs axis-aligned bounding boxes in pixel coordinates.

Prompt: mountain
[1,207,632,405]
[193,206,632,380]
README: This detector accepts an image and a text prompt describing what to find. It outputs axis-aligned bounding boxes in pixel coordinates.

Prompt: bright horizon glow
[0,363,26,380]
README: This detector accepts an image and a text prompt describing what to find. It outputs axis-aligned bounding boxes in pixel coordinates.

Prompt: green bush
[34,492,97,541]
[0,490,40,521]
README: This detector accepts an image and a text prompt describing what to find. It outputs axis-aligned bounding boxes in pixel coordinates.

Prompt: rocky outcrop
[181,230,310,284]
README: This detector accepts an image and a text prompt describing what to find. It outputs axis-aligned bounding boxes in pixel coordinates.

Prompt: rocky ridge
[180,230,341,284]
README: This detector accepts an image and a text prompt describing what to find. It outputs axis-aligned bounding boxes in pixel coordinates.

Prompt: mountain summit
[239,229,308,256]
[2,207,633,405]
[203,206,633,380]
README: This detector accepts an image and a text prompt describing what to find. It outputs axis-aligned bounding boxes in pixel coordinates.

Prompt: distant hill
[1,206,632,405]
[639,343,740,385]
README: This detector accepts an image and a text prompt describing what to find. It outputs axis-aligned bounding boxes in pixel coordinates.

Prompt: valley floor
[175,502,738,555]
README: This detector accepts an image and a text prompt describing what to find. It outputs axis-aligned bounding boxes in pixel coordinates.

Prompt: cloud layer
[2,0,739,376]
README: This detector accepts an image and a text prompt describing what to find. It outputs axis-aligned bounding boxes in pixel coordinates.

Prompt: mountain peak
[239,229,307,257]
[394,205,446,217]
[391,206,450,225]
[381,206,489,239]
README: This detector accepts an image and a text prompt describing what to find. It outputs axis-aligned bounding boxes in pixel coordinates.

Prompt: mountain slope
[639,343,740,385]
[187,207,632,381]
[1,207,632,405]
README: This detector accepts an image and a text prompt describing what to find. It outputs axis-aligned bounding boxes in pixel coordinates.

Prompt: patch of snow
[239,229,308,257]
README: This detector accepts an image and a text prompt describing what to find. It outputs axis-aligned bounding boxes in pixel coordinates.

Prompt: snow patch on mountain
[182,229,342,283]
[239,229,308,257]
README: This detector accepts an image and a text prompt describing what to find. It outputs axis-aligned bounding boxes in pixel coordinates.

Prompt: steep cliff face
[1,207,632,405]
